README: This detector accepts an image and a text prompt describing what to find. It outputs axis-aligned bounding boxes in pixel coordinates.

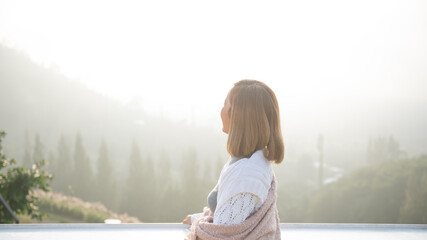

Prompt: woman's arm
[182,212,204,225]
[213,192,260,225]
[191,212,203,223]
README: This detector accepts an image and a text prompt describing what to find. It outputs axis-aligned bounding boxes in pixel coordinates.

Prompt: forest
[2,129,426,223]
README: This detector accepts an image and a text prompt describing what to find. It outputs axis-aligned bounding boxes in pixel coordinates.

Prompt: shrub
[0,130,53,223]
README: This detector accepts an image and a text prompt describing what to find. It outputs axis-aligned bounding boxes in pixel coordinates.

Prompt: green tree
[308,156,427,223]
[46,151,56,176]
[142,153,157,220]
[214,154,224,181]
[52,135,73,195]
[156,150,171,219]
[156,149,186,222]
[95,138,116,210]
[180,147,204,215]
[277,180,313,223]
[202,160,215,190]
[72,132,93,201]
[0,130,53,223]
[32,133,45,165]
[22,130,31,168]
[157,149,172,195]
[399,169,427,223]
[366,136,405,164]
[122,141,157,222]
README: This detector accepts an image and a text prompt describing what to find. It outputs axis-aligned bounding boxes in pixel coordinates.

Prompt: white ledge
[0,223,426,240]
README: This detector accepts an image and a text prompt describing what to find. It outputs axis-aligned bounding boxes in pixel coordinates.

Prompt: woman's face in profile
[221,94,231,134]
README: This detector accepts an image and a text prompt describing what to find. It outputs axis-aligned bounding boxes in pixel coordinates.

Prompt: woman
[183,80,284,239]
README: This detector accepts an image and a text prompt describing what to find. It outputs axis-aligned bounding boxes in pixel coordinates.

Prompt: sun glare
[0,0,425,126]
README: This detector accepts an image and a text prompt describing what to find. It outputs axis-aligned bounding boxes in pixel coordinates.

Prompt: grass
[24,190,141,223]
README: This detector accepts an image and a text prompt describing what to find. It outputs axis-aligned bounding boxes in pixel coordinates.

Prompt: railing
[0,223,426,239]
[0,193,19,224]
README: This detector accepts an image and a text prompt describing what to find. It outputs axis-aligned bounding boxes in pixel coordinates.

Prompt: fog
[0,0,426,223]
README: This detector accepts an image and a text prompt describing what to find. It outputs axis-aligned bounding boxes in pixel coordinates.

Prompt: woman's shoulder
[232,150,272,174]
[218,150,273,204]
[220,150,273,187]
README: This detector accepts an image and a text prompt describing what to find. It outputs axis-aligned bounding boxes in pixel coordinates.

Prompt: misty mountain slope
[1,43,426,175]
[0,44,226,176]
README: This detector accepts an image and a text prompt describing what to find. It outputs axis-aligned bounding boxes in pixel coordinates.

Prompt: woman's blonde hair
[227,80,284,164]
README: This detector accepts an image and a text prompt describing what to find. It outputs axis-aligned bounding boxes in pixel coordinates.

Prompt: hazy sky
[1,0,426,128]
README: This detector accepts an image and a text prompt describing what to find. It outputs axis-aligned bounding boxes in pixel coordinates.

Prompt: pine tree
[180,147,203,214]
[122,141,156,222]
[23,130,32,168]
[157,150,172,194]
[142,153,157,220]
[32,132,44,166]
[366,136,404,164]
[53,135,73,194]
[366,137,373,163]
[202,160,211,187]
[122,141,142,215]
[156,149,184,222]
[96,138,116,210]
[215,154,225,181]
[47,151,56,175]
[72,132,93,200]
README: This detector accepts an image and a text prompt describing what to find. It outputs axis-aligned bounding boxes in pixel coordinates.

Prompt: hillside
[0,44,227,222]
[0,44,226,177]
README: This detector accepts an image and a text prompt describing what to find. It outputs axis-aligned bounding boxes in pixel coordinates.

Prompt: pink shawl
[186,178,281,240]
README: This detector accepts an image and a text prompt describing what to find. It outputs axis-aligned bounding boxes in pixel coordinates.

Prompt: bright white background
[1,0,426,154]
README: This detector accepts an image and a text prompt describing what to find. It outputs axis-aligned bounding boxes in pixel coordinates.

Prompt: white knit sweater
[191,149,274,225]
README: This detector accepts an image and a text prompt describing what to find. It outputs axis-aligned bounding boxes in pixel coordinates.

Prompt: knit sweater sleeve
[213,192,260,225]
